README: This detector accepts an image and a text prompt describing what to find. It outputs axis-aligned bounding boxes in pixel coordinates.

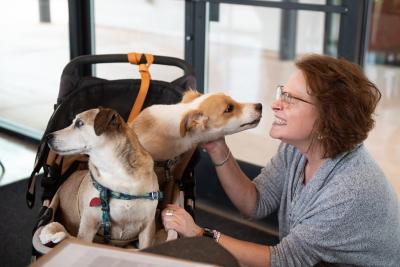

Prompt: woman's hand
[201,137,226,153]
[201,137,230,164]
[162,204,203,237]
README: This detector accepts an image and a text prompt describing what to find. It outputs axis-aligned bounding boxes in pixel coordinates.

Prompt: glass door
[94,0,186,82]
[0,0,70,139]
[206,3,337,166]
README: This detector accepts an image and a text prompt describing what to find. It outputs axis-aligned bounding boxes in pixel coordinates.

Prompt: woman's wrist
[208,145,230,165]
[213,149,231,167]
[195,225,204,237]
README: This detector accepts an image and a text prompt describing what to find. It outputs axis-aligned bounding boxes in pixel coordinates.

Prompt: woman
[162,54,400,267]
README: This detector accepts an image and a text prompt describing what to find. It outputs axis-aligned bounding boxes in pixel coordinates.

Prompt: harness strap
[127,52,154,123]
[153,156,184,210]
[154,156,181,170]
[99,188,111,243]
[90,173,162,243]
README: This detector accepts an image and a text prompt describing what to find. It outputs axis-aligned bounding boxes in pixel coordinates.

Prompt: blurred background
[0,0,399,227]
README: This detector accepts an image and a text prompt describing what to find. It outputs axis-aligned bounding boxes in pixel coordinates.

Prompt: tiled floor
[0,0,399,198]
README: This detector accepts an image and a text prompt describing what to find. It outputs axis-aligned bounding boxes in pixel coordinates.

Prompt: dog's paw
[39,222,69,245]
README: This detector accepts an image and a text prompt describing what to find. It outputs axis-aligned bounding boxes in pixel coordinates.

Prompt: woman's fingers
[162,205,199,237]
[200,137,226,153]
[162,214,177,230]
[162,206,181,230]
[163,208,174,216]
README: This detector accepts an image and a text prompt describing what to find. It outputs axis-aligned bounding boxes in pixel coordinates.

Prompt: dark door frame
[68,0,95,76]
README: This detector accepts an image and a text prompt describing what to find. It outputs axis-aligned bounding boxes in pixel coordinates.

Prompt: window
[0,0,69,139]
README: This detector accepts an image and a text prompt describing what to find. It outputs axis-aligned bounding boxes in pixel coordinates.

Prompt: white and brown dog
[131,90,262,161]
[39,90,262,249]
[39,108,160,249]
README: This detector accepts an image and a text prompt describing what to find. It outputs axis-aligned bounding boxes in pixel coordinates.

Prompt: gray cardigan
[252,143,400,266]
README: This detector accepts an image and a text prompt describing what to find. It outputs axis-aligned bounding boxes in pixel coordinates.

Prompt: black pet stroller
[26,53,199,258]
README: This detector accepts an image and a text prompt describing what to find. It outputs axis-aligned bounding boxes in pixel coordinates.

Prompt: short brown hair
[295,54,381,158]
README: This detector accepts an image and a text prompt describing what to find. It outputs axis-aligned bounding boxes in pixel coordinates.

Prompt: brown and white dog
[39,108,159,249]
[131,90,262,161]
[39,90,262,249]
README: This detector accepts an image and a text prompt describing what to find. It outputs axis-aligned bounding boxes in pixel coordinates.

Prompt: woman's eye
[74,119,84,128]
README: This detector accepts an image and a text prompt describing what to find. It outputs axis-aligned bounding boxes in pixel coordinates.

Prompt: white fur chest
[108,198,157,239]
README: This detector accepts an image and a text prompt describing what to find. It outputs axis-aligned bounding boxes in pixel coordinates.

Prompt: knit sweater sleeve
[251,143,289,219]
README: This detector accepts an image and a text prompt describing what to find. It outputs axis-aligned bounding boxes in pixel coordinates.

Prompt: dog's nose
[255,103,262,112]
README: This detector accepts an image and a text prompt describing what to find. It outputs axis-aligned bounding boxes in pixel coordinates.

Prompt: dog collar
[89,172,163,243]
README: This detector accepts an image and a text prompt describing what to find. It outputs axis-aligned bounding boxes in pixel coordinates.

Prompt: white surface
[31,240,218,267]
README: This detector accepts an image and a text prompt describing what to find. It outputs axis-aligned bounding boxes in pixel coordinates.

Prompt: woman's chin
[269,127,282,140]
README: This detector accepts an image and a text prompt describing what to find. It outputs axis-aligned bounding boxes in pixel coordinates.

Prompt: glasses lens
[283,92,291,104]
[276,85,282,100]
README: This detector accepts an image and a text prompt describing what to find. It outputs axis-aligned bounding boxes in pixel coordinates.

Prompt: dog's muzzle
[255,103,262,112]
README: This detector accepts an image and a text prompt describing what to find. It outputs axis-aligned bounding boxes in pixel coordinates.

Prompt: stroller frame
[27,53,199,256]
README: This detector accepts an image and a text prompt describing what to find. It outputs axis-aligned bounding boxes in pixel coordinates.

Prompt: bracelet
[213,149,231,167]
[203,228,221,243]
[214,230,221,243]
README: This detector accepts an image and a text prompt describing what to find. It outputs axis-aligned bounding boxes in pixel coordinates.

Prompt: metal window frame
[338,0,372,67]
[185,1,209,93]
[68,0,95,77]
[280,0,298,61]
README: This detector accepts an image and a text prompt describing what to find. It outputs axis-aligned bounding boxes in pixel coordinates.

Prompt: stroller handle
[62,54,194,76]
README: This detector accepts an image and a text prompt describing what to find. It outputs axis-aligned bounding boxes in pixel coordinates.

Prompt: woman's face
[269,70,319,150]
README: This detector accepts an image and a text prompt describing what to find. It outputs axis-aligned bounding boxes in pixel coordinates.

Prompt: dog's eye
[224,104,234,113]
[74,119,84,128]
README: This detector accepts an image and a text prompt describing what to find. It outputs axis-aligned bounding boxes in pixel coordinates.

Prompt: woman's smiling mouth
[273,116,287,125]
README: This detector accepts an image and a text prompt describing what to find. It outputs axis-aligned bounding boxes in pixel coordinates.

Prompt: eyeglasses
[275,85,313,105]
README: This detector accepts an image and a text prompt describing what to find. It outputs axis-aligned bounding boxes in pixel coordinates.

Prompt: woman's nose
[271,99,283,111]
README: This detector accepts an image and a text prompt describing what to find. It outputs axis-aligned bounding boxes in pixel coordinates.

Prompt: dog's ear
[94,108,122,136]
[181,89,202,103]
[180,110,208,137]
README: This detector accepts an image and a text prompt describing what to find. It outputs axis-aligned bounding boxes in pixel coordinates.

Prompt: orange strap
[127,52,154,123]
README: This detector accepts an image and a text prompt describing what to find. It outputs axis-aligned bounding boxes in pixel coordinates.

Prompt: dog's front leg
[77,212,101,242]
[138,220,156,249]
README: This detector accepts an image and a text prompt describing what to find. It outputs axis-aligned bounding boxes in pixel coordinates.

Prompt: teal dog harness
[89,172,163,243]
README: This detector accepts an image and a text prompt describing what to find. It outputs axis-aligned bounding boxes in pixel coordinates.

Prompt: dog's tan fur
[40,108,159,249]
[131,90,262,161]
